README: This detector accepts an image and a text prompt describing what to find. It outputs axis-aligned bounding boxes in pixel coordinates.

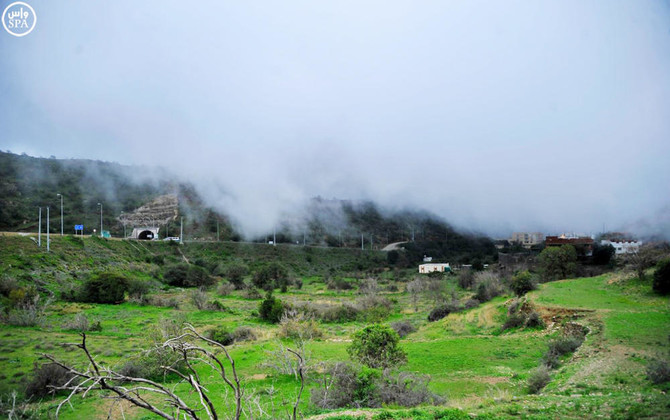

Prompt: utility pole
[217,220,220,242]
[38,207,41,247]
[361,233,364,250]
[46,206,50,252]
[303,230,306,246]
[180,217,183,244]
[97,203,103,237]
[273,226,276,246]
[57,193,63,236]
[370,234,373,250]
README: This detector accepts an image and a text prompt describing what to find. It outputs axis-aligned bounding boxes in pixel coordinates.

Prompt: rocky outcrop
[118,194,178,227]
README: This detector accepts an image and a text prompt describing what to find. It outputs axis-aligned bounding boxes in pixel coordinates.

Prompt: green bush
[258,292,285,323]
[206,327,234,346]
[79,273,128,304]
[348,324,407,369]
[252,262,289,291]
[652,258,670,295]
[163,264,214,288]
[510,270,535,297]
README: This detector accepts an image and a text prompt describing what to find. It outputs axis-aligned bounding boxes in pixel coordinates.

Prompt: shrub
[252,263,289,291]
[390,320,416,338]
[279,309,322,341]
[463,298,480,309]
[4,295,50,327]
[525,311,545,328]
[458,270,475,289]
[378,371,444,407]
[427,301,460,322]
[473,272,505,302]
[127,279,151,300]
[163,263,189,286]
[527,365,551,394]
[311,363,441,409]
[225,264,248,289]
[510,270,535,297]
[327,277,355,290]
[62,313,101,332]
[258,292,285,323]
[217,282,235,296]
[79,273,128,304]
[206,327,234,346]
[232,326,257,342]
[427,305,451,322]
[348,324,407,369]
[652,258,670,295]
[163,264,214,288]
[321,303,361,323]
[501,313,526,331]
[548,335,584,356]
[190,288,209,310]
[185,265,215,288]
[25,363,77,399]
[242,287,262,300]
[646,359,670,384]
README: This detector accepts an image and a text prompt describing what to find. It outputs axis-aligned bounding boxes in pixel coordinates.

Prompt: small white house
[601,239,642,255]
[419,263,451,274]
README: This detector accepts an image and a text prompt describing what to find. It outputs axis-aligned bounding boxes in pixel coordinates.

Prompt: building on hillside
[545,235,594,256]
[510,232,544,248]
[419,263,451,274]
[600,239,642,255]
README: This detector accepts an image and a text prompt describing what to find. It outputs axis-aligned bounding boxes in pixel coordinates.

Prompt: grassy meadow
[0,234,668,419]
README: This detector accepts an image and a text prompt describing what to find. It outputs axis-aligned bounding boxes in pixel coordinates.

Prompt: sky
[1,0,670,238]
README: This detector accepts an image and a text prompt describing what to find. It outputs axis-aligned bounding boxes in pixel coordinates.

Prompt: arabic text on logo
[2,2,37,37]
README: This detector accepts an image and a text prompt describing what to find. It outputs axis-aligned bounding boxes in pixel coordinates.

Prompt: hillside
[0,235,668,419]
[0,152,497,264]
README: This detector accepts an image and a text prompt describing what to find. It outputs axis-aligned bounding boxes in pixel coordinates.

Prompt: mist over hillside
[0,152,499,263]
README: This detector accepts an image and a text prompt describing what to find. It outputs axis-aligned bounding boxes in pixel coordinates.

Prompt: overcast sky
[1,1,669,238]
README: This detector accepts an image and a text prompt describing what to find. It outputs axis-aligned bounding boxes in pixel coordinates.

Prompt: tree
[406,279,424,312]
[538,245,577,281]
[592,243,615,265]
[347,324,407,369]
[627,245,658,281]
[652,258,670,295]
[510,270,535,297]
[44,326,305,420]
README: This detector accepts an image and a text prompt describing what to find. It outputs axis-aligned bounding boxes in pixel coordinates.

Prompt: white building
[419,263,451,273]
[600,239,642,255]
[510,232,544,248]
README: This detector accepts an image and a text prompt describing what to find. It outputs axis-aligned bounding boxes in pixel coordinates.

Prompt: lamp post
[46,206,50,252]
[57,193,64,236]
[120,212,126,238]
[97,203,103,237]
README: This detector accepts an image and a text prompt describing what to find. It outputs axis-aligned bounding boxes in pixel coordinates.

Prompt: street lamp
[120,211,126,238]
[57,193,63,236]
[97,203,103,237]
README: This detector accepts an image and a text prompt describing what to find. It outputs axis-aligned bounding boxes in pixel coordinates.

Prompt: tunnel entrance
[138,230,155,240]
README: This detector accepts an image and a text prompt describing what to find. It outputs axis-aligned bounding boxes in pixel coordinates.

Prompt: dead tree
[43,324,305,420]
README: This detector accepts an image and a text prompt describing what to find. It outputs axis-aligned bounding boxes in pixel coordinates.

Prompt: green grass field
[0,236,669,419]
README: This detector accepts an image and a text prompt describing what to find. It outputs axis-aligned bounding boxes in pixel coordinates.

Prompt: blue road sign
[75,224,83,230]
